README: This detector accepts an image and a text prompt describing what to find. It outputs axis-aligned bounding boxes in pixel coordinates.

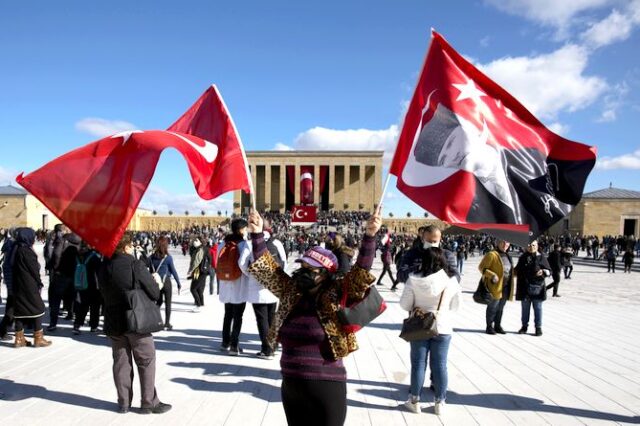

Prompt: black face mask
[292,268,322,292]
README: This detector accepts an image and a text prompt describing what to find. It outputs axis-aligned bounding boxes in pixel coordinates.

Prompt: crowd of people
[0,213,637,423]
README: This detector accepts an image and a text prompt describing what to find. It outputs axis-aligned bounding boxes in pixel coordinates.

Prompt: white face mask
[423,241,440,249]
[193,240,202,248]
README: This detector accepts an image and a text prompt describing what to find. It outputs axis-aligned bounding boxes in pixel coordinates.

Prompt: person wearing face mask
[187,236,211,312]
[515,240,551,336]
[396,225,459,291]
[478,239,514,335]
[247,207,382,426]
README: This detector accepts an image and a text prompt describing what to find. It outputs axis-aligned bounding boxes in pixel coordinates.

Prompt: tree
[424,212,429,218]
[407,212,412,218]
[201,210,206,216]
[152,210,157,215]
[168,210,173,216]
[389,212,394,218]
[217,210,222,216]
[185,210,189,216]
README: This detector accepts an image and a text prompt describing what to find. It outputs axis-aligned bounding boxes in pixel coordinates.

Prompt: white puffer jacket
[399,269,462,335]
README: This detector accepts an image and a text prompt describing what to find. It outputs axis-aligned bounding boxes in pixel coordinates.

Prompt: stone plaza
[0,244,639,425]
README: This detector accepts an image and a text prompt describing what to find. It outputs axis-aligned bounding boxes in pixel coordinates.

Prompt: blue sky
[1,0,639,217]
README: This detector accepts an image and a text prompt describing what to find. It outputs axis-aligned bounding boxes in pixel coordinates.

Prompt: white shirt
[399,269,462,335]
[217,240,248,304]
[238,239,279,304]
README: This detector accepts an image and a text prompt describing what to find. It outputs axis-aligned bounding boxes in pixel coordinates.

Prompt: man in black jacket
[395,225,460,290]
[546,244,562,297]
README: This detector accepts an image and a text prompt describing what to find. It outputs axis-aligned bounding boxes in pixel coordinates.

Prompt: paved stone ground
[1,244,639,425]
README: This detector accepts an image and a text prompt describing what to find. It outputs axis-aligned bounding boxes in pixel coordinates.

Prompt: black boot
[494,325,506,334]
[535,327,543,336]
[485,326,496,335]
[518,326,527,334]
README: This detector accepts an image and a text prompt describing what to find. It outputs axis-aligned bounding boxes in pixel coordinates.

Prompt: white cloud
[272,142,294,151]
[293,125,399,167]
[597,81,629,122]
[581,8,638,48]
[139,185,233,215]
[0,166,18,185]
[477,44,608,119]
[547,122,570,135]
[485,0,616,29]
[480,36,491,47]
[596,149,640,169]
[75,117,138,138]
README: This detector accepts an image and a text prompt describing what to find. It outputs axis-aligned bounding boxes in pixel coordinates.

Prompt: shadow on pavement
[0,379,116,412]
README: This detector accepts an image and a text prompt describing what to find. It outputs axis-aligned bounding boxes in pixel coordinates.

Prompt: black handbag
[400,290,445,341]
[473,278,493,305]
[336,282,387,333]
[125,262,164,334]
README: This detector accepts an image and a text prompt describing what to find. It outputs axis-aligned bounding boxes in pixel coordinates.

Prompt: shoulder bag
[399,290,445,341]
[336,282,387,333]
[125,262,164,334]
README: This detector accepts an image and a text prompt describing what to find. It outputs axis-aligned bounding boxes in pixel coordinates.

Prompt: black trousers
[190,274,207,306]
[376,263,396,286]
[74,288,102,329]
[15,316,43,332]
[546,271,561,296]
[563,265,573,278]
[0,294,15,336]
[252,303,276,354]
[281,377,347,426]
[48,274,69,327]
[222,303,246,347]
[156,280,173,325]
[208,267,216,295]
[607,259,616,272]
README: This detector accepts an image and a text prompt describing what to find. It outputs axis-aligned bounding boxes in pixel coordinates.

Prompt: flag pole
[212,84,256,213]
[377,28,436,215]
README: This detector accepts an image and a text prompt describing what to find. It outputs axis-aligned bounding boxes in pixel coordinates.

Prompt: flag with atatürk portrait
[389,30,596,245]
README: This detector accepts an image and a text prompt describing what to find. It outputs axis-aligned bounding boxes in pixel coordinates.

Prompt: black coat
[547,250,562,273]
[99,253,160,336]
[515,252,551,301]
[13,245,46,319]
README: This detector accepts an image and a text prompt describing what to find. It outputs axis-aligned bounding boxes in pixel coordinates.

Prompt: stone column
[251,164,258,211]
[343,164,350,210]
[328,164,335,210]
[233,190,241,215]
[359,164,366,211]
[294,164,301,206]
[313,164,320,207]
[279,163,286,213]
[265,163,272,211]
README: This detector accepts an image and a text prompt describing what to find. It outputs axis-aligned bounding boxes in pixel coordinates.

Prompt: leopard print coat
[249,252,375,360]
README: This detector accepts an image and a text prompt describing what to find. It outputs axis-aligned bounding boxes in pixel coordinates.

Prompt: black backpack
[266,239,284,268]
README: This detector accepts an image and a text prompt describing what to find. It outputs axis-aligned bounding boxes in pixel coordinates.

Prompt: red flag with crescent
[291,205,317,224]
[16,85,251,256]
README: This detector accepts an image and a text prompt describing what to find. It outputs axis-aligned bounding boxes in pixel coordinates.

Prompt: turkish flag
[291,205,317,224]
[389,31,596,245]
[17,85,251,256]
[300,166,314,204]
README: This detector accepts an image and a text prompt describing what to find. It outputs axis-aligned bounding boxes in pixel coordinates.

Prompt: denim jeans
[486,297,507,328]
[521,298,543,328]
[409,334,452,402]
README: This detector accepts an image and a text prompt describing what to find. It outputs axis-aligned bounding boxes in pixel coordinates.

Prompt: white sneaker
[192,307,200,313]
[434,400,446,416]
[404,396,421,413]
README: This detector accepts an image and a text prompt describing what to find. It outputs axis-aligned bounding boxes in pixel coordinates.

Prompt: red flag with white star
[291,205,317,224]
[17,86,251,256]
[389,31,596,245]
